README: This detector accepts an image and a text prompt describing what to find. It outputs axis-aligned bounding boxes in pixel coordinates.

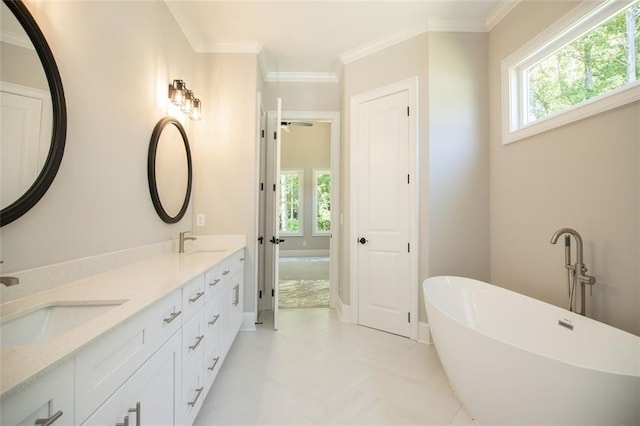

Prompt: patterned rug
[279,257,330,309]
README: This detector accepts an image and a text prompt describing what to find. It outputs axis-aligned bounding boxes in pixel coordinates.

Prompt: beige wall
[1,1,195,272]
[489,1,640,335]
[265,81,339,112]
[340,33,490,322]
[427,33,490,283]
[280,122,331,251]
[192,52,259,313]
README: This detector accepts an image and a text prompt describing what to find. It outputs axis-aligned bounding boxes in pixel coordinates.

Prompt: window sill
[503,80,640,145]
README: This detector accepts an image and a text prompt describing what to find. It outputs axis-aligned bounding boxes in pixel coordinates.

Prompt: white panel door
[357,90,411,337]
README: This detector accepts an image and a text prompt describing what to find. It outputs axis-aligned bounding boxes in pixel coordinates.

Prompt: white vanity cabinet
[81,331,181,426]
[1,247,245,426]
[0,360,74,426]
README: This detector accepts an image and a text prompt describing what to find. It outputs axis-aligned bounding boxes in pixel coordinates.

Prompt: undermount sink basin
[185,249,227,255]
[0,301,125,346]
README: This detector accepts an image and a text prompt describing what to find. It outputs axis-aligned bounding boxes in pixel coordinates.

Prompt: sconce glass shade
[169,79,186,106]
[190,98,202,121]
[181,89,193,114]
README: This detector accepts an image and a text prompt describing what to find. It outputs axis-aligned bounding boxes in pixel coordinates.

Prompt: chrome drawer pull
[233,284,240,306]
[35,411,63,426]
[189,335,204,350]
[208,314,220,326]
[189,291,204,303]
[207,356,220,371]
[188,387,204,407]
[128,402,141,426]
[115,416,129,426]
[209,278,221,287]
[222,270,230,276]
[240,257,245,261]
[163,310,182,324]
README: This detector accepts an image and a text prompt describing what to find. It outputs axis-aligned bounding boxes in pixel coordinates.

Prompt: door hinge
[258,236,264,244]
[407,106,410,116]
[259,290,263,298]
[273,183,276,191]
[272,289,275,297]
[407,174,410,184]
[408,312,411,323]
[273,131,277,140]
[260,182,264,191]
[261,130,265,138]
[408,243,410,253]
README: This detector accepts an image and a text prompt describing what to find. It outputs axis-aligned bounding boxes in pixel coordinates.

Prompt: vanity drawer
[153,288,182,345]
[204,264,222,301]
[182,360,205,426]
[75,308,154,423]
[182,308,205,366]
[182,275,205,321]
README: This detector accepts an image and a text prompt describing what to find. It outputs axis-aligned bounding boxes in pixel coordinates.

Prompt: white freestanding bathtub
[423,276,640,425]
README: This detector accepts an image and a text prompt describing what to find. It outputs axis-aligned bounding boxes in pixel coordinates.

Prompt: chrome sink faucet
[0,261,19,287]
[179,231,197,253]
[550,228,596,316]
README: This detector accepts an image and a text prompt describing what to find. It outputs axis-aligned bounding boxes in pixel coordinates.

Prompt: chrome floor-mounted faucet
[179,231,197,253]
[550,228,596,316]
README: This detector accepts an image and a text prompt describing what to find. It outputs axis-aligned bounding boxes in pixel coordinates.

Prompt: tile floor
[194,308,476,425]
[279,257,331,309]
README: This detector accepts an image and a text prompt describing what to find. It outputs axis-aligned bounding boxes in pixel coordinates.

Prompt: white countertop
[0,240,245,397]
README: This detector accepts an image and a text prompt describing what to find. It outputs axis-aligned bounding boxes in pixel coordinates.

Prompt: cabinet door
[81,331,180,426]
[1,360,74,426]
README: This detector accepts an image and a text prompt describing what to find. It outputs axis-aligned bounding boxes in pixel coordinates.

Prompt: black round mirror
[1,0,67,226]
[147,117,193,224]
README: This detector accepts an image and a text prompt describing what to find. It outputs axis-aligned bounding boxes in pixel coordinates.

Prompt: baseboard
[241,312,257,331]
[280,249,330,257]
[418,321,432,344]
[336,297,352,323]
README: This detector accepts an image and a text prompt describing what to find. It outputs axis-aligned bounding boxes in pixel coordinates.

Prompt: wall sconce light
[168,79,202,121]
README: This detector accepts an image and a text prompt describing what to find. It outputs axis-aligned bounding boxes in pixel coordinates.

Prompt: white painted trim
[427,19,487,33]
[258,49,268,82]
[265,72,339,83]
[418,321,432,345]
[241,312,257,331]
[336,298,352,323]
[349,77,420,341]
[279,249,330,257]
[501,0,639,144]
[340,25,428,65]
[1,29,33,50]
[485,0,522,31]
[252,92,263,327]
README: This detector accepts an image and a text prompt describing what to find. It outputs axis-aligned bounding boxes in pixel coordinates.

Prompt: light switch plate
[196,213,205,227]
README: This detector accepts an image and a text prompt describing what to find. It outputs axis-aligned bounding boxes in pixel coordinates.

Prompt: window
[503,0,640,144]
[313,170,331,236]
[279,170,303,236]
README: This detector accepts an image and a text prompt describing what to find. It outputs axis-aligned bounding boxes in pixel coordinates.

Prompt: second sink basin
[1,301,125,346]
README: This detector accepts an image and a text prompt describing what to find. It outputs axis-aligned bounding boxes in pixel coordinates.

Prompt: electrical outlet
[196,213,205,227]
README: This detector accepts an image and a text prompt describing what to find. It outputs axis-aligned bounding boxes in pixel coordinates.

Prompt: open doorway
[259,110,340,328]
[278,121,332,309]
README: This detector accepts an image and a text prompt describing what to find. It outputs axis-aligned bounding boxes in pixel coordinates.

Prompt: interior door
[271,98,282,330]
[357,90,411,337]
[257,106,267,320]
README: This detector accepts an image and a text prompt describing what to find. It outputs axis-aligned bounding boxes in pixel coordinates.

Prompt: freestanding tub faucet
[179,231,197,253]
[550,228,596,316]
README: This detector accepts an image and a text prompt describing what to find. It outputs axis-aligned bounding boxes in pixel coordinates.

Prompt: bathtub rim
[423,275,640,378]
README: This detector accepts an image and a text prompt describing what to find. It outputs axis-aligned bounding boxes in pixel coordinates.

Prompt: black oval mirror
[147,117,192,224]
[1,0,67,226]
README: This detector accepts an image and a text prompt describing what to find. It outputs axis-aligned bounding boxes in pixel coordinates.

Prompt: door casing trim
[349,77,419,340]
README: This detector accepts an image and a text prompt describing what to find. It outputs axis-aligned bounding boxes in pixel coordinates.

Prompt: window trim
[312,169,331,236]
[279,168,303,237]
[501,0,640,145]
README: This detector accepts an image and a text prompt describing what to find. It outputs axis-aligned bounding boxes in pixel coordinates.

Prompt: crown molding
[427,18,488,33]
[340,25,428,65]
[265,72,339,83]
[486,0,522,31]
[1,29,33,50]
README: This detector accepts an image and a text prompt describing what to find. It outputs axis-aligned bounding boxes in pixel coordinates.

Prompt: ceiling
[166,1,514,81]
